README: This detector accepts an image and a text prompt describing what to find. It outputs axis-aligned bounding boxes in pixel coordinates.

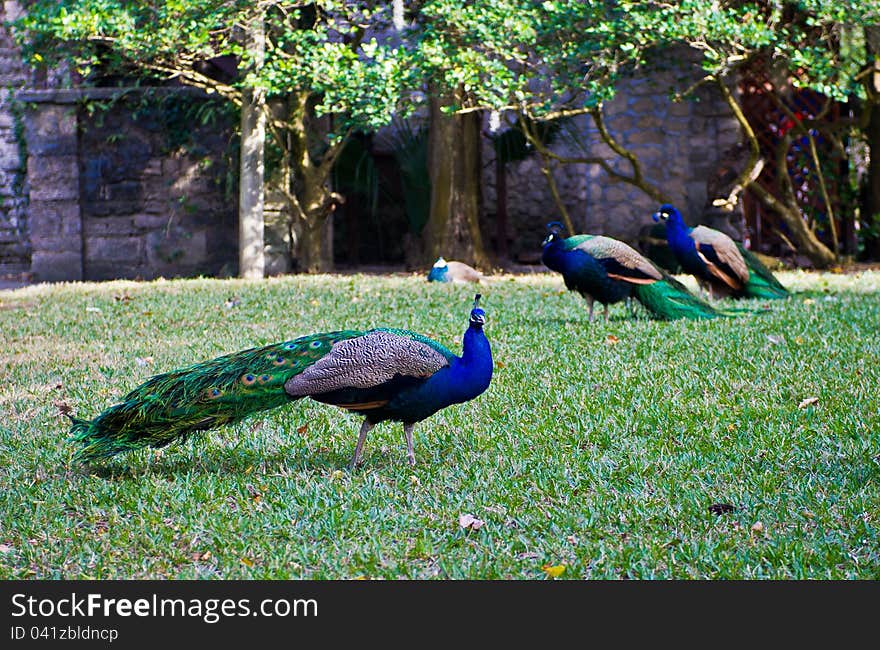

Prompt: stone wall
[0,1,30,276]
[20,89,238,282]
[482,60,741,264]
[1,10,744,280]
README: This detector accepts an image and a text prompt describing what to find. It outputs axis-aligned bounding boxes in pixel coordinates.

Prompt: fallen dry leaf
[135,356,154,366]
[766,334,784,345]
[458,513,485,530]
[803,298,815,305]
[0,544,13,554]
[605,335,620,345]
[54,400,73,417]
[192,551,211,561]
[330,470,345,481]
[296,424,308,435]
[541,563,566,578]
[750,521,765,534]
[240,557,254,567]
[798,397,819,409]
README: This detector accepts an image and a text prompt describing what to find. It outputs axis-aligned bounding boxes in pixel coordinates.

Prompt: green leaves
[15,1,409,133]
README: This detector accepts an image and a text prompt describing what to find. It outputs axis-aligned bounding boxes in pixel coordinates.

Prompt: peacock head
[427,257,449,282]
[542,221,566,247]
[652,204,683,225]
[469,294,486,329]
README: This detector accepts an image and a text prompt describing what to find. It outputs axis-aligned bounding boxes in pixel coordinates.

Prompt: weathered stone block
[626,129,666,146]
[28,155,79,201]
[109,181,143,204]
[31,250,82,282]
[133,213,171,230]
[86,236,143,263]
[84,216,135,236]
[148,227,207,263]
[24,105,78,156]
[29,201,81,238]
[630,97,659,114]
[85,261,143,281]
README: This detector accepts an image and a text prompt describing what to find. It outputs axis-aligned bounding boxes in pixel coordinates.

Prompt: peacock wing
[570,235,662,284]
[446,261,482,283]
[690,226,749,289]
[284,329,452,400]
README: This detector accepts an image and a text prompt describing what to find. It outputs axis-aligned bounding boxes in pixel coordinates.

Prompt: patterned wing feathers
[284,331,450,397]
[573,235,663,282]
[691,226,749,289]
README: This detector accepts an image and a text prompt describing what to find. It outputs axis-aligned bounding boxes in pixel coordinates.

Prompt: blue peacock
[427,257,482,283]
[541,222,721,321]
[653,204,789,300]
[70,295,493,468]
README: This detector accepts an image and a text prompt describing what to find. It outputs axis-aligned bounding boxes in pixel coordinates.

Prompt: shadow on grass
[524,313,643,327]
[73,442,424,480]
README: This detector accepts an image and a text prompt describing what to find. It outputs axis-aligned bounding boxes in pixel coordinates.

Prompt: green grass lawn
[0,269,878,579]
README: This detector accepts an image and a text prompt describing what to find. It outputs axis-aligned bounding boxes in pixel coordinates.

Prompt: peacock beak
[652,211,661,223]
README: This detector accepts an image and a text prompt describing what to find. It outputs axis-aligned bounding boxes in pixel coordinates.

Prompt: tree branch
[588,105,669,204]
[713,76,762,211]
[518,114,576,235]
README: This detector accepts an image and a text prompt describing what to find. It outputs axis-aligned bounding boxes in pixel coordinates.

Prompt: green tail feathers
[70,330,362,464]
[737,245,790,299]
[633,274,721,320]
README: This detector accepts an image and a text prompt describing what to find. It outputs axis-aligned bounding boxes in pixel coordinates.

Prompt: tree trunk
[748,182,837,267]
[283,90,337,273]
[862,26,880,260]
[299,214,330,273]
[238,17,266,279]
[422,92,490,269]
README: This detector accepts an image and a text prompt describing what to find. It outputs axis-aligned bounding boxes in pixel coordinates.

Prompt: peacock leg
[404,423,416,466]
[349,419,374,469]
[603,304,609,321]
[584,294,595,322]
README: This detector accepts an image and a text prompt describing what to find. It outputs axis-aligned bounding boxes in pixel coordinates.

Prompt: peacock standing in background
[70,295,493,469]
[541,222,721,321]
[653,204,789,300]
[427,257,482,283]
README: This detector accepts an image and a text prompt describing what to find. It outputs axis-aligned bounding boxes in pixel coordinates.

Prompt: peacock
[653,204,789,300]
[69,295,493,469]
[541,222,721,321]
[427,257,482,283]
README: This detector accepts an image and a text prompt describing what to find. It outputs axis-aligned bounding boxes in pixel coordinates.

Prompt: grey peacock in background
[70,295,493,469]
[653,204,789,300]
[427,257,482,283]
[541,222,721,321]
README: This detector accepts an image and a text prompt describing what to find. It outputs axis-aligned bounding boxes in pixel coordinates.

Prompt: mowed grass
[0,269,878,579]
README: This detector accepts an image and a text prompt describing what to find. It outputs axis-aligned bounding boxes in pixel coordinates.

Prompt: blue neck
[447,324,493,401]
[542,239,567,273]
[664,214,696,256]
